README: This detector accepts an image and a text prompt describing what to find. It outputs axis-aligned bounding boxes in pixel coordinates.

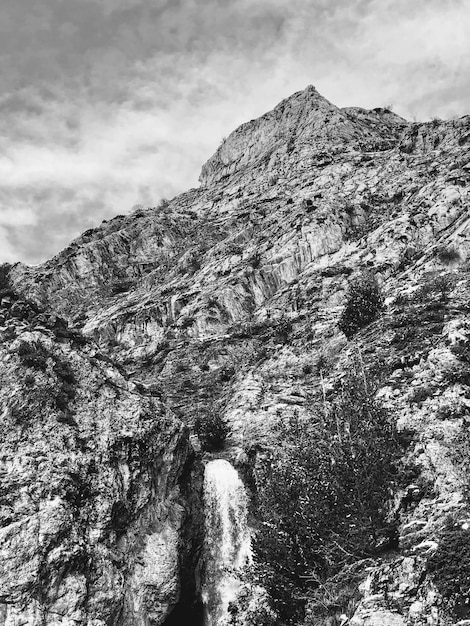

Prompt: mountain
[1,85,470,625]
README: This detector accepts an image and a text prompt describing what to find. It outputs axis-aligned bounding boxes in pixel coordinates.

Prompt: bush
[248,253,261,269]
[302,362,313,375]
[435,402,466,421]
[110,280,136,295]
[194,412,228,451]
[226,243,244,256]
[433,275,455,301]
[254,362,401,623]
[18,341,50,370]
[304,562,369,626]
[427,519,470,619]
[412,274,455,304]
[0,263,12,296]
[338,273,384,338]
[218,365,235,382]
[17,343,77,413]
[180,316,195,330]
[436,245,460,265]
[408,385,433,405]
[157,198,170,210]
[393,292,409,307]
[24,374,35,387]
[53,357,77,412]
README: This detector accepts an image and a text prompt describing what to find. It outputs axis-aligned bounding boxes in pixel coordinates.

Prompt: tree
[338,272,383,338]
[254,361,400,624]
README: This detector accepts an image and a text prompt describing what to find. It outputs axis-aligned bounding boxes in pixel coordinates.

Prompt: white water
[202,459,253,626]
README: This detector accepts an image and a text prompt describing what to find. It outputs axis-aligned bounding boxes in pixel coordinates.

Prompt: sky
[0,0,469,264]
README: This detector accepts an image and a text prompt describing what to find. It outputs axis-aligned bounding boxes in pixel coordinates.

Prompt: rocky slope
[2,84,470,625]
[0,297,203,625]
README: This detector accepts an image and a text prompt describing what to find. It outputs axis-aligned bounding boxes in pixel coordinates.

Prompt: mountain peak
[199,85,337,186]
[199,85,407,187]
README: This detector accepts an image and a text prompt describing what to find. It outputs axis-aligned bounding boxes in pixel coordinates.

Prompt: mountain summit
[1,87,470,625]
[199,84,406,186]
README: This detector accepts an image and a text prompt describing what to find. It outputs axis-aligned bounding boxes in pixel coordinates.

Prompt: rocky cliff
[2,85,470,625]
[0,296,204,625]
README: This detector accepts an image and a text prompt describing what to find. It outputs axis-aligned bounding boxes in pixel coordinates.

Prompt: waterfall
[202,459,252,626]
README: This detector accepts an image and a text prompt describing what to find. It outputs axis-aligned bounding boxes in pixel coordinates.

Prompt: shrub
[53,358,76,386]
[427,519,470,619]
[248,253,261,269]
[180,316,195,330]
[275,317,293,342]
[254,362,401,623]
[302,362,313,375]
[157,198,170,210]
[189,255,201,273]
[345,223,369,242]
[433,274,455,301]
[338,273,384,338]
[18,341,50,370]
[435,402,466,421]
[17,343,77,413]
[412,274,455,304]
[443,364,470,387]
[226,243,244,256]
[304,562,369,626]
[194,412,228,452]
[53,357,77,412]
[0,263,12,296]
[110,280,136,295]
[219,365,235,382]
[408,385,433,405]
[393,292,409,306]
[24,374,35,387]
[436,245,461,265]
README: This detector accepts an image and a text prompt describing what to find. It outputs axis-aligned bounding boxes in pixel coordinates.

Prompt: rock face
[2,85,470,625]
[0,301,200,625]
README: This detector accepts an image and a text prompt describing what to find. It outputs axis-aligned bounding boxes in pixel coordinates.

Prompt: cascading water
[202,459,253,626]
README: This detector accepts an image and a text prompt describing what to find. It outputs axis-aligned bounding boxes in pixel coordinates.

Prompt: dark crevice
[162,453,206,626]
[162,599,205,626]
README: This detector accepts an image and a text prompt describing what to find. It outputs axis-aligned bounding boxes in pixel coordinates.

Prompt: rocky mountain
[2,84,470,625]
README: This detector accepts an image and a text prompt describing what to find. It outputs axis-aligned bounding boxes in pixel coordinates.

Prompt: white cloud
[0,0,469,263]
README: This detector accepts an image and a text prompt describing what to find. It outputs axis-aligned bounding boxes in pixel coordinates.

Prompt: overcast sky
[0,0,469,264]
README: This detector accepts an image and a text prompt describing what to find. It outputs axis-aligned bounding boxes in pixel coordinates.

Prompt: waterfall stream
[202,459,253,626]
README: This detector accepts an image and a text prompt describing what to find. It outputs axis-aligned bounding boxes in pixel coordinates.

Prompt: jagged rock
[0,322,199,625]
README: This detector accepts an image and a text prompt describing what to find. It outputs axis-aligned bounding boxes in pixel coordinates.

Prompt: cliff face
[3,85,470,625]
[0,299,201,625]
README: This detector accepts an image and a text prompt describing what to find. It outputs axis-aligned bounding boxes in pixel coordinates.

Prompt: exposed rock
[3,85,470,625]
[0,317,199,625]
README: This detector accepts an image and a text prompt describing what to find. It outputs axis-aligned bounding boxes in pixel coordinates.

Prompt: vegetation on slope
[427,518,470,620]
[253,360,401,624]
[338,272,384,339]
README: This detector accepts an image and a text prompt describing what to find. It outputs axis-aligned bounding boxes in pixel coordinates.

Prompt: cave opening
[162,598,205,626]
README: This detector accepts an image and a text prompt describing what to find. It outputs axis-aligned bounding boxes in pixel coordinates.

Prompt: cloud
[0,0,469,263]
